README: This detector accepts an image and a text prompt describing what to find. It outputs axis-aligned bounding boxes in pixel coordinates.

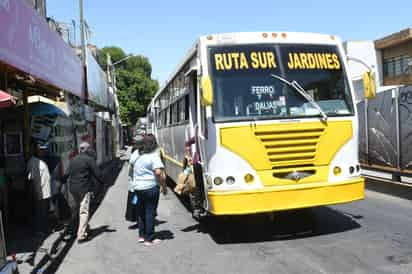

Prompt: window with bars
[383,55,412,77]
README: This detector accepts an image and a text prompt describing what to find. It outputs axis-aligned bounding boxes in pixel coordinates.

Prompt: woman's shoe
[143,239,161,246]
[138,237,145,243]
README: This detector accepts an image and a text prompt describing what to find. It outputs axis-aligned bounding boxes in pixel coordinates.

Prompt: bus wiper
[270,74,328,122]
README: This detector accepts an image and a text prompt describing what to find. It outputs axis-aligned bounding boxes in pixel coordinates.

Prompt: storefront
[0,0,85,256]
[85,49,116,165]
[0,99,78,226]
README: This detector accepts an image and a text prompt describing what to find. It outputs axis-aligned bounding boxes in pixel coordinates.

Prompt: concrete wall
[344,41,383,102]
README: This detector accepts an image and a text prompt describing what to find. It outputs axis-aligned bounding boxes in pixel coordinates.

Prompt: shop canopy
[0,90,17,108]
[29,102,66,117]
[0,0,84,98]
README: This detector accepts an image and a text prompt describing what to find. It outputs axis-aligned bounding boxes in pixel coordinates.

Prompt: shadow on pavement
[168,174,361,244]
[127,219,167,230]
[25,158,125,274]
[86,225,117,241]
[155,230,174,240]
[181,207,361,245]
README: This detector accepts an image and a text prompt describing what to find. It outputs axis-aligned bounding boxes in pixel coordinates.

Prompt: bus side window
[175,101,180,124]
[195,76,208,139]
[184,95,190,121]
[163,108,168,127]
[201,105,207,139]
[156,110,160,129]
[169,105,173,126]
[159,110,163,128]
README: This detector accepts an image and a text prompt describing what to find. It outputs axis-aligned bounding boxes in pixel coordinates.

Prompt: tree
[97,47,126,69]
[125,55,152,78]
[97,46,159,126]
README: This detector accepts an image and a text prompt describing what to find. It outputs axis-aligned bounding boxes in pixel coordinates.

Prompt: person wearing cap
[62,142,104,243]
[27,143,52,236]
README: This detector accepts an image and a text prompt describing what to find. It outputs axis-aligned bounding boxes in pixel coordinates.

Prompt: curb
[365,177,412,201]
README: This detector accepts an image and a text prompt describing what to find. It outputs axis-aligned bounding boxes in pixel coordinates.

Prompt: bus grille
[254,127,325,168]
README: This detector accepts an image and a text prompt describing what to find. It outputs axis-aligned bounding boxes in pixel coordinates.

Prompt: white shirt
[128,150,140,191]
[129,150,164,191]
[27,156,52,200]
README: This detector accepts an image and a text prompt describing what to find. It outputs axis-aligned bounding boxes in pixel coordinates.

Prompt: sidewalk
[53,149,180,274]
[8,157,124,274]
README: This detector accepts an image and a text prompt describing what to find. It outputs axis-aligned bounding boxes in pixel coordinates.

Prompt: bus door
[194,74,209,210]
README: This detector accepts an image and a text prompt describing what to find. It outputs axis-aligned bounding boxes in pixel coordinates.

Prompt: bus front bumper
[207,177,364,215]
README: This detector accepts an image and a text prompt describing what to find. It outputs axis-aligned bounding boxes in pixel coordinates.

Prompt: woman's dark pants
[137,186,159,242]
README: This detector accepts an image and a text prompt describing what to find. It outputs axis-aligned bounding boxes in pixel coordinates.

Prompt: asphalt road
[49,162,412,274]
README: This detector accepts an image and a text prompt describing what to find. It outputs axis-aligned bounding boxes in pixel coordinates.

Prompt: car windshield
[209,44,354,122]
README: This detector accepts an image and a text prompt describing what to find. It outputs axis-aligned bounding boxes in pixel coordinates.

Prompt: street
[1,2,411,274]
[18,160,410,274]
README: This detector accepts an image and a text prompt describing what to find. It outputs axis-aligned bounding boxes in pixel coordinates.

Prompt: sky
[48,0,411,84]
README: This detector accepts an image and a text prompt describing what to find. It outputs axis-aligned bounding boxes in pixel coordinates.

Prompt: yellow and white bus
[149,32,369,216]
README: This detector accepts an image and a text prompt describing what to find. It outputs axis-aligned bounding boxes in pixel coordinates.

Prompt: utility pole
[107,53,112,84]
[79,0,86,64]
[79,0,89,103]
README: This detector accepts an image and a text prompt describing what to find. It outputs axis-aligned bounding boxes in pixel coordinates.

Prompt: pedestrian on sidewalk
[62,142,104,243]
[130,134,166,246]
[27,143,52,236]
[125,145,140,225]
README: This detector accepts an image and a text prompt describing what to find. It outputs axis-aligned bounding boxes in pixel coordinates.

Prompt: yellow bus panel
[207,178,364,215]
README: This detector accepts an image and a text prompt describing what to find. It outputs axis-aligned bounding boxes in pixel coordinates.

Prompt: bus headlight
[226,176,236,185]
[244,173,254,184]
[214,177,223,186]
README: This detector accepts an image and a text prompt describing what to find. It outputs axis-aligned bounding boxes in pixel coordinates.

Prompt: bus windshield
[209,44,354,122]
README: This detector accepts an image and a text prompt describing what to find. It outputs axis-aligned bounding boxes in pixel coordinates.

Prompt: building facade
[375,28,412,86]
[343,40,383,103]
[345,27,412,184]
[25,0,47,18]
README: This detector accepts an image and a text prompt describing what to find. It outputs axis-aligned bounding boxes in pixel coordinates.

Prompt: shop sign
[86,49,108,108]
[0,0,84,98]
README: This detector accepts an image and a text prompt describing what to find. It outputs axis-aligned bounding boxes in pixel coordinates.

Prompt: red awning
[0,90,17,108]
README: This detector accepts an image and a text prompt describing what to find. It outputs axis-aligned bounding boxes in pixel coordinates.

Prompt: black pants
[34,198,49,233]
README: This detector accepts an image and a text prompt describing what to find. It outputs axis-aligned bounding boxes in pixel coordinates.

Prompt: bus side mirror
[363,71,376,99]
[201,76,213,106]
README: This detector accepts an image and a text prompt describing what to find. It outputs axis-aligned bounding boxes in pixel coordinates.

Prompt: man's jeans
[137,186,159,242]
[71,192,91,240]
[34,198,49,234]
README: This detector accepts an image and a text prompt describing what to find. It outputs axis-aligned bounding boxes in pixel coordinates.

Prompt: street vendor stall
[0,100,77,232]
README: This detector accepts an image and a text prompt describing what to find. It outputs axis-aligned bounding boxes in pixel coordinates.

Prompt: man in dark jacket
[62,142,103,242]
